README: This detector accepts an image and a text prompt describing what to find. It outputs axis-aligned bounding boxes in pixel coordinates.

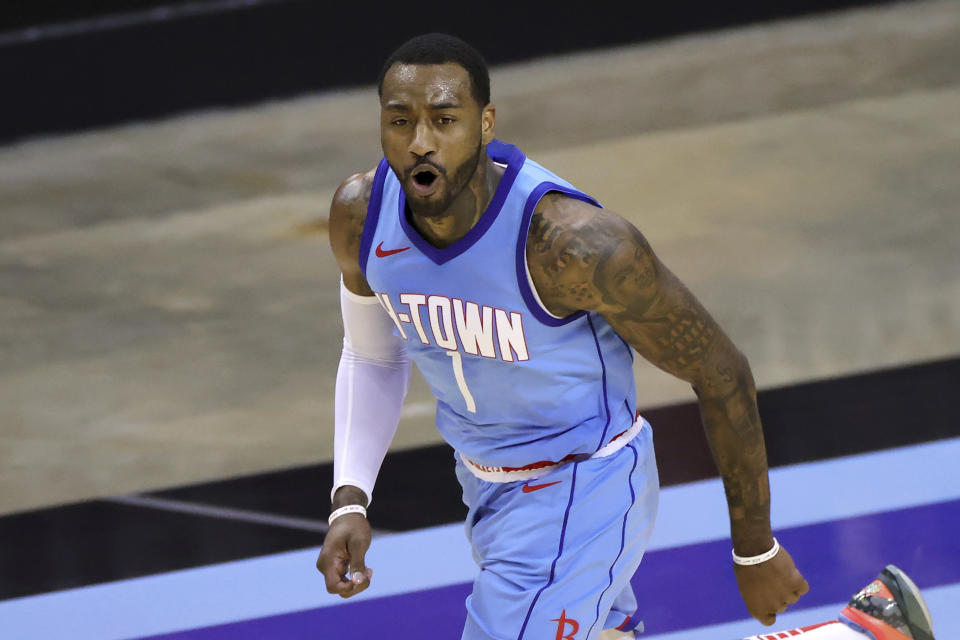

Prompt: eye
[391,118,408,127]
[439,116,455,125]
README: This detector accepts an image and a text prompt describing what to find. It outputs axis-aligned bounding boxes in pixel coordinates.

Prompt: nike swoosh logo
[522,480,562,493]
[375,242,410,258]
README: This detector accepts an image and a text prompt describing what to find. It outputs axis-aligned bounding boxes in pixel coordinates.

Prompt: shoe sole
[879,564,935,640]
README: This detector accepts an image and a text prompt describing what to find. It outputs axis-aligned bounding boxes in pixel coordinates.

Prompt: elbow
[732,349,753,380]
[691,347,755,400]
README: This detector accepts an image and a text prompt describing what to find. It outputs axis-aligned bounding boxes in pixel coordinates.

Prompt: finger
[335,573,365,599]
[346,566,371,594]
[349,568,370,586]
[337,570,374,599]
[346,535,369,573]
[346,537,372,590]
[325,567,353,595]
[759,613,775,626]
[320,554,353,595]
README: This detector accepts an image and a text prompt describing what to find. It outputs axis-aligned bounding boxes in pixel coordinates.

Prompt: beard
[401,140,483,219]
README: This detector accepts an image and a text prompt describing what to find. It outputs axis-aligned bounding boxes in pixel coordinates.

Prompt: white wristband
[732,538,780,566]
[328,504,367,526]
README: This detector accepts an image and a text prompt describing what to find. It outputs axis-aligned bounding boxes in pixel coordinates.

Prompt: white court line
[106,494,391,536]
[106,495,332,534]
[0,0,291,46]
[2,438,958,640]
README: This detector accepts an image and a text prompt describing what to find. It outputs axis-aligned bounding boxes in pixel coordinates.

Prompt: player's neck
[409,158,503,248]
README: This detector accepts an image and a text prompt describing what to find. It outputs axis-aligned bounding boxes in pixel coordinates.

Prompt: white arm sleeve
[332,278,411,506]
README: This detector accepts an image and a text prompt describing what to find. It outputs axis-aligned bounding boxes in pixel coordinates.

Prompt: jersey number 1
[446,352,477,413]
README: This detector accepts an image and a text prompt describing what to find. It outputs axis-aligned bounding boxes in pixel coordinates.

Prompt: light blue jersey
[361,139,637,468]
[361,139,658,639]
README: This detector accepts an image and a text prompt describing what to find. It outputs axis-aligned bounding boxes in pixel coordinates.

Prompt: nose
[409,120,437,158]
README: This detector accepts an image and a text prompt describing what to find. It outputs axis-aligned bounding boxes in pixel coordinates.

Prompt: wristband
[732,537,780,566]
[328,504,367,526]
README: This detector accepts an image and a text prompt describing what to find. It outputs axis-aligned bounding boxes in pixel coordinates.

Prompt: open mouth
[414,170,437,187]
[410,164,440,195]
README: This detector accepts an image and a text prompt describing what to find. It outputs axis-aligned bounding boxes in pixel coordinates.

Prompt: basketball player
[316,33,937,640]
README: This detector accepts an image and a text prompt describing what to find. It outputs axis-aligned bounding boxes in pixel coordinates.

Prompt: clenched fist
[734,544,809,625]
[317,499,373,599]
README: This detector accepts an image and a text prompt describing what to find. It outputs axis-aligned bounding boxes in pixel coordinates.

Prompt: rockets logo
[551,609,579,640]
[374,291,529,362]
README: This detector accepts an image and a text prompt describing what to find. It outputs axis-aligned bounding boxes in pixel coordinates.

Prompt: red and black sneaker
[839,565,935,640]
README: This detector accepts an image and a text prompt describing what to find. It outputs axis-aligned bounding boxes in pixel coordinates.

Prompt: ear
[481,103,496,145]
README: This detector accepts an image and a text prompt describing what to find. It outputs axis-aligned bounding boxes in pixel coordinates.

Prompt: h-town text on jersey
[374,292,530,362]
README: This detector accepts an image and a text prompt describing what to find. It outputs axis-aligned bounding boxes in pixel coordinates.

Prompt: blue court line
[1,437,958,640]
[134,497,960,639]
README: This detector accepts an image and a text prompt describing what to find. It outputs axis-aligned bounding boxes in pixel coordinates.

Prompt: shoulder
[529,191,617,237]
[330,167,378,233]
[526,192,658,315]
[329,167,380,288]
[527,191,653,269]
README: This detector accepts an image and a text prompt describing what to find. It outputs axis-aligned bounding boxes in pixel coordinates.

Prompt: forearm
[332,343,410,504]
[331,279,411,506]
[694,356,773,556]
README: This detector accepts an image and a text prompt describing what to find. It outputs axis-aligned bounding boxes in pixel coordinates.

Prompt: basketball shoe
[839,565,936,640]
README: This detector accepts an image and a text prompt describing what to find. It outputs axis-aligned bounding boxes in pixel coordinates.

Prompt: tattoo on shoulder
[527,194,657,314]
[527,192,724,380]
[332,171,375,259]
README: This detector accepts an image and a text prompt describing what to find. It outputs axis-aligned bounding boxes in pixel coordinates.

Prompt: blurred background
[1,1,958,638]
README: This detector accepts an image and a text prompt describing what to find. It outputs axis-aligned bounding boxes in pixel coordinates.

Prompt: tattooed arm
[526,193,808,625]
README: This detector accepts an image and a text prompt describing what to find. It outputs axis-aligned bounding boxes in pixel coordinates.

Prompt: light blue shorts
[455,422,659,640]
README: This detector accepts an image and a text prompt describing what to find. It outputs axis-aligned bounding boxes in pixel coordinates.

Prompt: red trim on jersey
[463,422,637,474]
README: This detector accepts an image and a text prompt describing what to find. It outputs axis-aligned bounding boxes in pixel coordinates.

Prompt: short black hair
[377,33,490,107]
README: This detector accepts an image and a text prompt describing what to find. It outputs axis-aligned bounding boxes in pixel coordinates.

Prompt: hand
[316,513,373,598]
[733,544,809,625]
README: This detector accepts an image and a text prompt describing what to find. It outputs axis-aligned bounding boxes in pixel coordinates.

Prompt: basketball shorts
[455,421,659,640]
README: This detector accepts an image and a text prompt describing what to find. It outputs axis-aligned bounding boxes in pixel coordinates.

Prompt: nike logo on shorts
[522,480,562,493]
[375,242,410,257]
